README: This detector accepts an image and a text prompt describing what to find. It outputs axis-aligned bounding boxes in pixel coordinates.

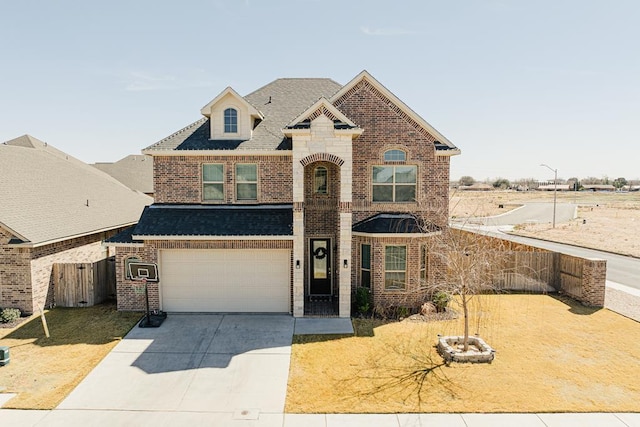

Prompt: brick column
[581,258,606,307]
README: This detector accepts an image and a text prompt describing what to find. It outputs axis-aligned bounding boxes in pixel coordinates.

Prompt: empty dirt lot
[450,190,640,258]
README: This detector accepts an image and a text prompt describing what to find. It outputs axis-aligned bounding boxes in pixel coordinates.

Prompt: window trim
[224,107,238,133]
[384,245,407,291]
[384,149,406,162]
[372,165,417,203]
[361,244,371,288]
[202,163,225,202]
[236,163,258,201]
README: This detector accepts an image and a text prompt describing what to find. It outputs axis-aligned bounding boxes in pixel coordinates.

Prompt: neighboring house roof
[0,135,153,246]
[93,155,154,194]
[131,204,293,239]
[143,78,342,153]
[352,213,441,234]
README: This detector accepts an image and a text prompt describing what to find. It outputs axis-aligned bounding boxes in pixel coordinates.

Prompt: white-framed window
[384,149,406,162]
[420,244,428,286]
[361,244,371,288]
[124,256,140,280]
[203,163,224,201]
[224,108,238,133]
[236,163,257,200]
[372,165,417,202]
[314,166,328,194]
[384,245,406,290]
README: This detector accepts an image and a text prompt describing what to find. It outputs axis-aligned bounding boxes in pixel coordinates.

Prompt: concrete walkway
[1,315,639,426]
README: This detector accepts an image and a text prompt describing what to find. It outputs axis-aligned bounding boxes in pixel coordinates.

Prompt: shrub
[355,287,372,316]
[0,307,21,323]
[433,291,451,313]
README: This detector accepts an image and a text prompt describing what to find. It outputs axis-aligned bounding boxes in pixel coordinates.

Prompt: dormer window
[384,149,406,162]
[224,108,238,133]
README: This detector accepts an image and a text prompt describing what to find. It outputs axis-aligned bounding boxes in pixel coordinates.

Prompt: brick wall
[154,155,293,204]
[1,228,121,314]
[334,80,450,227]
[115,240,294,312]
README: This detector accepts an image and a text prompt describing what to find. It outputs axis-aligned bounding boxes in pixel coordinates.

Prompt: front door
[309,238,331,295]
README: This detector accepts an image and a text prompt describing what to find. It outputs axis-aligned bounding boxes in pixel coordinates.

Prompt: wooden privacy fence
[53,257,116,307]
[455,229,607,307]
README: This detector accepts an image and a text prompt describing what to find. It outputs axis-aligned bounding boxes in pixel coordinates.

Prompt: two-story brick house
[109,71,459,318]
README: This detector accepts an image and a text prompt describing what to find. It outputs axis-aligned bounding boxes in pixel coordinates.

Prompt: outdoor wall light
[343,259,348,268]
[296,260,300,269]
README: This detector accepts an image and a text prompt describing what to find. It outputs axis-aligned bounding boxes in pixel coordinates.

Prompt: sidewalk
[1,409,639,426]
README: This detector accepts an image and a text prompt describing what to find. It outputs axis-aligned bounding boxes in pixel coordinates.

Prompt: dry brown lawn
[0,303,140,409]
[450,190,640,257]
[286,294,640,413]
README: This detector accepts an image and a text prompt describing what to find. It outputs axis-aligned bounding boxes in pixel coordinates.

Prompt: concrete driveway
[57,314,294,423]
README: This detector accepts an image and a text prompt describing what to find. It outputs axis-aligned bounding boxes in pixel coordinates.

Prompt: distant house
[459,183,493,191]
[0,135,152,314]
[93,155,154,197]
[536,184,572,191]
[582,184,616,192]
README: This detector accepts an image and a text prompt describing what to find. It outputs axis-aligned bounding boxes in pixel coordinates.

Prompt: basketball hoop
[126,262,166,328]
[132,281,147,296]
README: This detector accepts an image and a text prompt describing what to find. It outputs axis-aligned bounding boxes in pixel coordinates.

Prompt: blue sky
[1,0,638,182]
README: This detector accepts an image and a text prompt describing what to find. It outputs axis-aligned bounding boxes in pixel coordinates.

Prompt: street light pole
[540,164,557,228]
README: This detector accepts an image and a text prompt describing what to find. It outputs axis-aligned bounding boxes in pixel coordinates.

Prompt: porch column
[293,207,304,317]
[338,160,353,318]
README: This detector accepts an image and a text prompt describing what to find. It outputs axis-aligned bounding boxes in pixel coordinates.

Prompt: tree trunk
[462,295,470,352]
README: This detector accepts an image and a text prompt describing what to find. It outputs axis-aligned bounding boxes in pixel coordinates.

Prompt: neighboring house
[536,184,572,191]
[0,135,152,314]
[93,155,154,196]
[108,71,460,317]
[458,183,493,191]
[582,184,616,192]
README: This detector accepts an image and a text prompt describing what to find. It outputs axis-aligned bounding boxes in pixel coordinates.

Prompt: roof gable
[284,97,360,131]
[331,71,460,155]
[200,87,264,120]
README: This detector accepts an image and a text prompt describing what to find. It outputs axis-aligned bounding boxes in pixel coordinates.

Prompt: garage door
[160,249,290,312]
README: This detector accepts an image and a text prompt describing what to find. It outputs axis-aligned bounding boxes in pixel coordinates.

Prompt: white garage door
[160,249,290,313]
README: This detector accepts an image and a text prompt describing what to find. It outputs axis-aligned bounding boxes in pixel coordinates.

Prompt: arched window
[314,166,328,194]
[384,149,406,162]
[224,108,238,133]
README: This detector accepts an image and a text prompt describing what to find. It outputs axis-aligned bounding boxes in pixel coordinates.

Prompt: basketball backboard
[128,262,159,282]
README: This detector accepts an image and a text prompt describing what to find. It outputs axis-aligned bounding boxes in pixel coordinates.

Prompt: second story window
[236,163,257,201]
[203,164,224,201]
[314,166,328,194]
[372,165,417,202]
[224,108,238,133]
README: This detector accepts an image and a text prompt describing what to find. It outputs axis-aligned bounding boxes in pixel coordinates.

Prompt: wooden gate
[53,257,116,307]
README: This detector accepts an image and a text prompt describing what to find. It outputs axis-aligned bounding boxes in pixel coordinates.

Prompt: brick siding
[154,155,293,204]
[1,228,122,314]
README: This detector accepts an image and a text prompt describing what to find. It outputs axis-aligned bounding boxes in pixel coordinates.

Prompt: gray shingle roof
[352,213,441,234]
[132,204,293,237]
[0,136,152,245]
[93,155,154,194]
[144,78,342,152]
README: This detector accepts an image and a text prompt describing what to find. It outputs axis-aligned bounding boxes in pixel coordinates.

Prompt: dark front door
[309,238,331,295]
